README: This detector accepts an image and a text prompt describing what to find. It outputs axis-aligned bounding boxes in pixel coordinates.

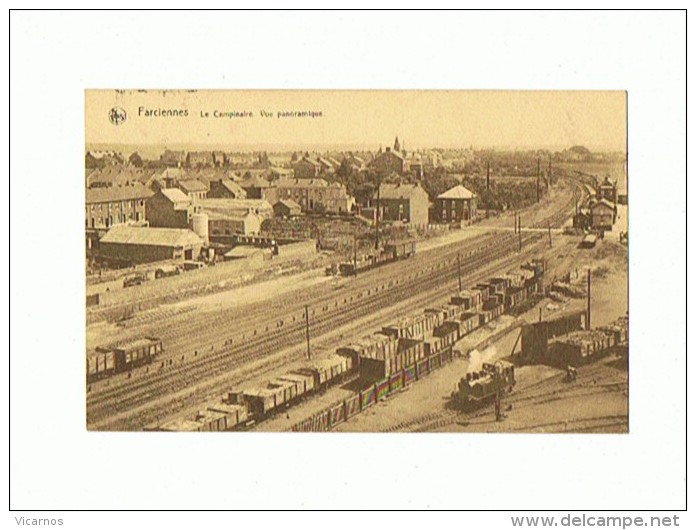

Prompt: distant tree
[291,152,298,162]
[129,152,144,167]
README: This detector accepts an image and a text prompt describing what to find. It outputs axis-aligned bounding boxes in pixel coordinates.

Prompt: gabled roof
[157,167,188,180]
[199,198,273,215]
[86,150,124,160]
[178,179,208,193]
[275,199,302,210]
[377,183,427,200]
[217,179,247,197]
[207,210,262,222]
[240,173,273,188]
[294,157,321,167]
[276,177,328,188]
[100,226,203,247]
[438,185,476,200]
[317,156,338,169]
[86,167,160,188]
[590,198,615,211]
[161,149,186,160]
[85,184,154,204]
[375,149,405,161]
[159,188,191,204]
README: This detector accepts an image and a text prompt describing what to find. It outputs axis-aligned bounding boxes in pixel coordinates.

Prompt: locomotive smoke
[468,345,498,372]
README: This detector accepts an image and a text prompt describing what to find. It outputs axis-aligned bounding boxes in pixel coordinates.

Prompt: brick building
[177,179,208,201]
[273,199,302,218]
[207,179,247,199]
[160,150,187,167]
[208,211,263,236]
[85,184,153,229]
[370,147,408,175]
[435,185,477,223]
[146,188,194,229]
[373,183,429,227]
[187,151,215,168]
[590,199,616,230]
[597,177,618,203]
[292,157,322,179]
[198,198,274,220]
[274,178,353,213]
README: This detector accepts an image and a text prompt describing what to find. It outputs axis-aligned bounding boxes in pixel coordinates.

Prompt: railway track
[103,238,553,431]
[87,178,583,429]
[381,360,626,433]
[88,233,535,426]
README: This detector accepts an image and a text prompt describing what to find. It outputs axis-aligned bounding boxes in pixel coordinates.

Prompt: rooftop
[199,198,273,213]
[178,179,208,193]
[100,226,203,248]
[438,185,476,200]
[275,199,302,209]
[216,179,247,197]
[590,198,615,211]
[159,187,191,204]
[276,177,329,188]
[377,182,427,200]
[85,184,153,204]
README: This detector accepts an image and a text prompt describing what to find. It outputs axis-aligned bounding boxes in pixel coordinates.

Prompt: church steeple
[394,136,400,153]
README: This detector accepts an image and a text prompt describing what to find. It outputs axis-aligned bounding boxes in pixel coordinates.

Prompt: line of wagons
[151,258,545,432]
[328,240,416,277]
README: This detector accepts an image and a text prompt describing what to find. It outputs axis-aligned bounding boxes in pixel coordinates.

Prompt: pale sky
[85,90,626,151]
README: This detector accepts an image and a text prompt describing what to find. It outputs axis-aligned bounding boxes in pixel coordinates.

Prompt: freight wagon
[451,291,482,314]
[547,329,616,366]
[87,337,163,382]
[504,285,528,310]
[384,240,416,260]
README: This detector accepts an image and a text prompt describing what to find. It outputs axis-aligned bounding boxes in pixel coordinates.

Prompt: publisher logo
[109,107,127,125]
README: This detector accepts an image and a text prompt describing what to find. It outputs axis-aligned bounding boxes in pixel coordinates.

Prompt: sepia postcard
[84,90,628,434]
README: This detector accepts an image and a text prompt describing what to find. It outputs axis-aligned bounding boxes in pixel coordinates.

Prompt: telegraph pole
[547,221,552,248]
[586,269,591,330]
[457,252,462,292]
[518,215,522,251]
[353,234,358,276]
[374,175,381,250]
[536,157,541,203]
[494,364,503,422]
[304,305,311,359]
[486,161,490,219]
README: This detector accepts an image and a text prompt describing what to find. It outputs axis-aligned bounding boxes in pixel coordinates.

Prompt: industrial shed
[273,199,302,218]
[97,226,204,266]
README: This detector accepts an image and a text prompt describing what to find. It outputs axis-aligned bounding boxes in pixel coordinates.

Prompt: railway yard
[86,175,628,433]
